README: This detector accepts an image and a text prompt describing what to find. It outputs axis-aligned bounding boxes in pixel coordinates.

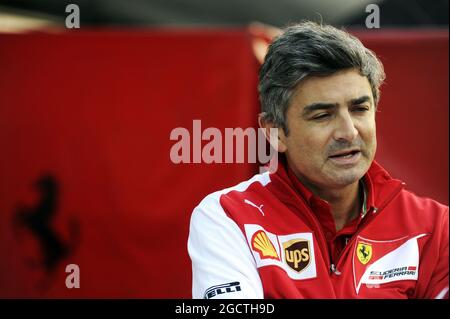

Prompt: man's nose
[333,112,358,142]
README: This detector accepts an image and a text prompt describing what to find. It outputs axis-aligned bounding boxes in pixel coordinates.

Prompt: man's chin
[326,167,366,187]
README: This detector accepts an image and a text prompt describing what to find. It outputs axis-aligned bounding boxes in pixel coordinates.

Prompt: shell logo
[251,230,280,260]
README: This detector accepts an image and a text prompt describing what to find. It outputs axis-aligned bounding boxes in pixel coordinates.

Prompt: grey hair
[258,21,385,134]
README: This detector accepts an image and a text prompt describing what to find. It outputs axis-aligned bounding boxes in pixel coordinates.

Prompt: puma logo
[244,199,265,216]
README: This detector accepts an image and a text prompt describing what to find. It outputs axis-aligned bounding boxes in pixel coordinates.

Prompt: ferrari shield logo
[357,242,372,265]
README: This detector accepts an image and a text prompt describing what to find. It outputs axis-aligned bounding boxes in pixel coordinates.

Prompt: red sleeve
[422,207,449,299]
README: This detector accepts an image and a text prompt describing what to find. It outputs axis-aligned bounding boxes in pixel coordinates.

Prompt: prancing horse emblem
[357,242,372,265]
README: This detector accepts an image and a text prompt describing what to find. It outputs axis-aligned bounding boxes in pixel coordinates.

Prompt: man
[188,21,449,298]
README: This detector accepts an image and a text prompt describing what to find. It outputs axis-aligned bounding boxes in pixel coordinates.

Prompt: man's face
[278,68,377,191]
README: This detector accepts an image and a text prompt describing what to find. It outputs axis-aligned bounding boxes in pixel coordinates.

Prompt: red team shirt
[188,160,449,299]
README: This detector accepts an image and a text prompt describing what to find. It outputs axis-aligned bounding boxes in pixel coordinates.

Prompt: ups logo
[283,239,311,272]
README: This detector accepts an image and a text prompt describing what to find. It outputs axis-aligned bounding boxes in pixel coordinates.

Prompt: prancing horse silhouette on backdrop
[13,174,80,286]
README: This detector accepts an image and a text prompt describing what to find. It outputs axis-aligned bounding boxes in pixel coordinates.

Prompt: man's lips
[328,149,362,165]
[328,149,361,158]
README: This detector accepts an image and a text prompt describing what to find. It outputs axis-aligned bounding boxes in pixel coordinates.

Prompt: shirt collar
[278,156,374,218]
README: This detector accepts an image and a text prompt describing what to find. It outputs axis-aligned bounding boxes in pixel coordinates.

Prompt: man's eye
[312,113,330,120]
[353,106,369,112]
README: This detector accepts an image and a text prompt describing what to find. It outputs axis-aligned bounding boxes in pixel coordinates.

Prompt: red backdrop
[0,28,447,298]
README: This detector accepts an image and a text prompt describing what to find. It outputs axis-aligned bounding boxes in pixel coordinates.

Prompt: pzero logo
[204,281,241,299]
[357,242,372,265]
[283,239,311,272]
[251,230,280,260]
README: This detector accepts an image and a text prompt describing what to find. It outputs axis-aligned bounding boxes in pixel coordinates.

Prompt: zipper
[291,195,333,273]
[334,181,405,272]
[272,173,333,271]
[303,205,333,272]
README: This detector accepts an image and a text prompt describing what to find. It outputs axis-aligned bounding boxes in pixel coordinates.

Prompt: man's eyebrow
[301,102,337,116]
[350,95,371,105]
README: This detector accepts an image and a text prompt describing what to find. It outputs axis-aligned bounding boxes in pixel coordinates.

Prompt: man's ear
[258,114,287,153]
